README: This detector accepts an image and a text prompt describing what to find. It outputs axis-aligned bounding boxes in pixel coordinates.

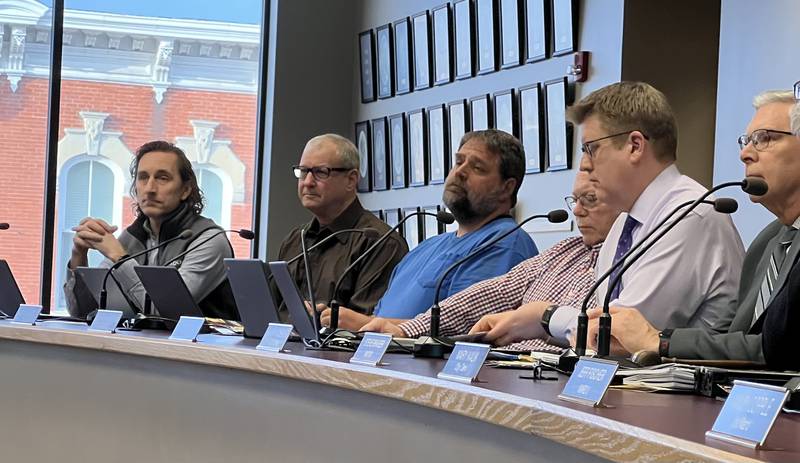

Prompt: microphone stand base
[127,314,173,331]
[413,336,452,359]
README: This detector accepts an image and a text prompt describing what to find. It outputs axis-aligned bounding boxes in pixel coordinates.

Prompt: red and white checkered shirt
[398,236,600,352]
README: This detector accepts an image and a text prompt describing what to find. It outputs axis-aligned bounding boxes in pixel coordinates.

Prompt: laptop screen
[268,261,318,341]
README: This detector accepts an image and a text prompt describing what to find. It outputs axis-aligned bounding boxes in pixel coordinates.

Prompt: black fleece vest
[120,203,239,320]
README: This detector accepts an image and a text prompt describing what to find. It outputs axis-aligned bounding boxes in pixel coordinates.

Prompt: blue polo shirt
[373,216,538,319]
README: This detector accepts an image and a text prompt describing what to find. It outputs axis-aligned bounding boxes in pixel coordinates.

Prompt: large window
[0,0,266,312]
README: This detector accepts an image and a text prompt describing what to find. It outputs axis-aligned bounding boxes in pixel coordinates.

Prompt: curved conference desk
[0,321,797,463]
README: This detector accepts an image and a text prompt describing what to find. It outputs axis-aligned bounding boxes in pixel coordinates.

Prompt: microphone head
[237,229,256,240]
[363,228,381,239]
[436,210,456,224]
[713,198,738,214]
[0,223,9,230]
[742,177,768,196]
[179,230,194,239]
[547,209,569,223]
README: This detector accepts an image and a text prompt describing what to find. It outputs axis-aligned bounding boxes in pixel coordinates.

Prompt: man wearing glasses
[277,134,408,314]
[363,172,619,351]
[582,88,800,370]
[466,82,744,349]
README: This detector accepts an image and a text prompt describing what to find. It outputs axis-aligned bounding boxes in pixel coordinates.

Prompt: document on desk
[613,363,697,392]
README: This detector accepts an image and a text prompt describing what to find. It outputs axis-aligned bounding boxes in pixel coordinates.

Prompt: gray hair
[459,129,526,207]
[752,90,799,136]
[306,133,360,171]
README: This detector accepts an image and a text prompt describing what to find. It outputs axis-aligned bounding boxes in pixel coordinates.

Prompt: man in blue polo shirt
[319,129,538,330]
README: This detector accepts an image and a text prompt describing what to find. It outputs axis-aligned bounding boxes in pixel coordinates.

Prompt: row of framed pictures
[370,206,454,250]
[359,0,578,103]
[354,76,573,193]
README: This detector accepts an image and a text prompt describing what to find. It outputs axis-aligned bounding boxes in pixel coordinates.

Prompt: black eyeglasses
[565,192,599,211]
[580,131,649,159]
[292,165,352,181]
[737,129,793,152]
[794,80,800,100]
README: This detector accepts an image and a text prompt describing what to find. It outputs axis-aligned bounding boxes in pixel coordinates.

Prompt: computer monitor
[0,259,24,317]
[268,261,319,342]
[74,267,139,318]
[134,266,204,321]
[224,258,281,338]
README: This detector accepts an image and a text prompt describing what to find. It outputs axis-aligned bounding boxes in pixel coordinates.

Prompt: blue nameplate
[12,304,42,325]
[256,323,294,352]
[88,310,123,333]
[558,357,618,407]
[706,380,789,449]
[350,332,392,366]
[168,316,205,342]
[437,342,491,383]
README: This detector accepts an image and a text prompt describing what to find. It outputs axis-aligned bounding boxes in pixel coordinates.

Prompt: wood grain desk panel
[0,321,797,463]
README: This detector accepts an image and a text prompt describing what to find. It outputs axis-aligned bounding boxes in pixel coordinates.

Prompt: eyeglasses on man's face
[580,130,649,159]
[737,129,793,152]
[565,192,599,211]
[292,165,352,181]
[794,80,800,100]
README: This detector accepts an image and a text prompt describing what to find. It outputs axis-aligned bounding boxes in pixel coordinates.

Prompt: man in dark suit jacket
[585,89,800,370]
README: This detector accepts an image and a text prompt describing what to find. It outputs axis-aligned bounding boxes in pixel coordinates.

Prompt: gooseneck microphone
[414,209,569,358]
[327,209,455,332]
[0,223,9,230]
[163,228,255,266]
[573,177,766,361]
[99,229,193,311]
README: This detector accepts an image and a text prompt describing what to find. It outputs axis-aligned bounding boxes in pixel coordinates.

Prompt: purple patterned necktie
[608,215,639,301]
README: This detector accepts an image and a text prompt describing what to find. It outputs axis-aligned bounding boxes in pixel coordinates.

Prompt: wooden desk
[0,321,797,463]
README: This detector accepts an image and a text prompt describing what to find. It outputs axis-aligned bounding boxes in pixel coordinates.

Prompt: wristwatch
[658,329,674,357]
[540,304,560,337]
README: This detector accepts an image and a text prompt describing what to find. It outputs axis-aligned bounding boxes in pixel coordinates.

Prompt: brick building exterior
[0,0,260,309]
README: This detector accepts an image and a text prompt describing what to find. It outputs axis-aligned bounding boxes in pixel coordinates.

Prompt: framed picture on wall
[393,18,413,95]
[389,113,408,189]
[355,121,372,191]
[518,83,544,173]
[369,210,385,221]
[358,30,376,103]
[544,77,573,171]
[453,0,474,80]
[427,104,449,184]
[432,3,452,86]
[524,0,548,62]
[469,94,493,131]
[552,0,577,57]
[372,117,389,191]
[412,11,432,91]
[403,207,422,249]
[447,99,469,170]
[493,89,516,136]
[407,108,428,187]
[422,205,444,238]
[499,0,522,69]
[476,0,497,75]
[376,24,394,99]
[384,208,402,237]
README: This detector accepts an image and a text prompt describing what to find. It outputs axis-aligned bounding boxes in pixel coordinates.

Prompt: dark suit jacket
[761,243,800,371]
[669,220,800,366]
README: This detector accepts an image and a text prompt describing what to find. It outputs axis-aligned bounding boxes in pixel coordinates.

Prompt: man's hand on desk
[360,317,406,337]
[585,306,660,355]
[468,301,550,346]
[318,305,372,331]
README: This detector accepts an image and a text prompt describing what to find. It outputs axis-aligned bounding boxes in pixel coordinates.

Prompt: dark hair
[129,140,204,215]
[459,130,526,207]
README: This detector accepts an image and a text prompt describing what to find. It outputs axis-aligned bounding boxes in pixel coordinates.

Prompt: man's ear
[628,131,647,164]
[181,184,192,201]
[502,177,517,202]
[346,169,360,191]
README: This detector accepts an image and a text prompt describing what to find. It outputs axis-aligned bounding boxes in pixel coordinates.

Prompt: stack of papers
[614,363,697,392]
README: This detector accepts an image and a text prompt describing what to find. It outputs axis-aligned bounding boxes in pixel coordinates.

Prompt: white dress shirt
[550,164,745,341]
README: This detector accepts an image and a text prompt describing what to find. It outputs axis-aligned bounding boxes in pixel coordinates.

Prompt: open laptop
[74,267,139,318]
[0,259,24,317]
[268,261,320,343]
[134,266,204,322]
[224,258,281,338]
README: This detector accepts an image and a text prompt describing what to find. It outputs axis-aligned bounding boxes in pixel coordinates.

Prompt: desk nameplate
[169,316,205,342]
[88,310,123,333]
[558,357,618,407]
[257,323,294,352]
[706,380,789,449]
[12,304,42,325]
[350,332,392,367]
[437,342,490,384]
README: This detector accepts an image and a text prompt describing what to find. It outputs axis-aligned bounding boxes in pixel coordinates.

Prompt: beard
[442,180,501,225]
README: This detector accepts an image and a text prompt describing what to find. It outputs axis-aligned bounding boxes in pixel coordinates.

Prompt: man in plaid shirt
[362,171,620,351]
